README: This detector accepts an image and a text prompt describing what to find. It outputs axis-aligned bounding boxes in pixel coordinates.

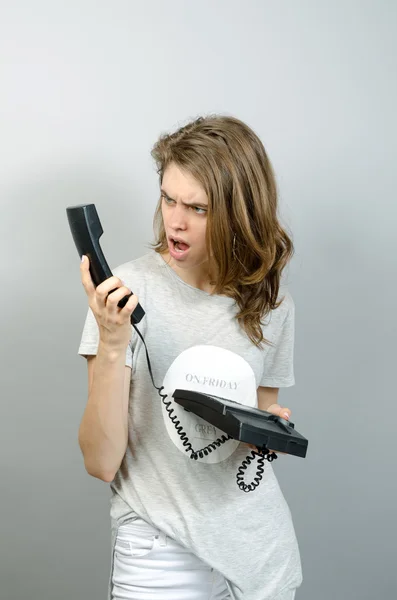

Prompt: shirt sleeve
[77,306,133,369]
[259,294,295,388]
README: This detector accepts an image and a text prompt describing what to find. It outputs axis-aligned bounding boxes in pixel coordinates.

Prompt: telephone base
[173,389,308,458]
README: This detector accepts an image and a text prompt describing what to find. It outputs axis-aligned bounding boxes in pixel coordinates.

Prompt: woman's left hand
[264,403,291,421]
[246,403,291,454]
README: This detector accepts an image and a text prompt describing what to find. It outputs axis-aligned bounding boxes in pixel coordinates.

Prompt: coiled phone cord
[132,323,277,492]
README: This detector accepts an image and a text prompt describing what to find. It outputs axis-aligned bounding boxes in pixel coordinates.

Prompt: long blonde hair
[150,115,294,347]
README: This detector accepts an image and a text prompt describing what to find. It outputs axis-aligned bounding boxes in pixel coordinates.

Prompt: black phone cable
[132,323,277,492]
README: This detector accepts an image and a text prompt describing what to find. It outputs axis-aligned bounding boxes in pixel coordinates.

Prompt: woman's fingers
[80,255,96,299]
[244,404,292,455]
[266,403,291,421]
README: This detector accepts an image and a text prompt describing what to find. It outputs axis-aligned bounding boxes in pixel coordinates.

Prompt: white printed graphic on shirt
[161,345,258,464]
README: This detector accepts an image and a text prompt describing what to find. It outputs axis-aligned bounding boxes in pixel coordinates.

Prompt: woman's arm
[257,386,279,412]
[252,386,291,455]
[78,345,131,482]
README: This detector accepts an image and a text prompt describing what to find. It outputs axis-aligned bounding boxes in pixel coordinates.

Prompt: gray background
[1,1,396,599]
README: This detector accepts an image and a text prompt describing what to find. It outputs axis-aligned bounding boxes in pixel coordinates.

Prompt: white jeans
[111,520,230,600]
[111,520,296,600]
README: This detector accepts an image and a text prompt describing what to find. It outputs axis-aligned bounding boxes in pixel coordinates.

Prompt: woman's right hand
[80,255,139,352]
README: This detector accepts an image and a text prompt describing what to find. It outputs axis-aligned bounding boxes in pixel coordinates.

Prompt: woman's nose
[169,204,188,230]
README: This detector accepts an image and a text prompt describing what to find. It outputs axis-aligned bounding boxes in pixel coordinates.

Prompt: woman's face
[160,162,210,273]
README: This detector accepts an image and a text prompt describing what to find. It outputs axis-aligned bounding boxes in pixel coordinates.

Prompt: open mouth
[170,238,190,253]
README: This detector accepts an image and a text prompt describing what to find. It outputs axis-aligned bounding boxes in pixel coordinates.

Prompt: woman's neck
[160,251,217,294]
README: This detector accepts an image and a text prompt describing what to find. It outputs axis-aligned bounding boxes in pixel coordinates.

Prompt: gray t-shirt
[78,251,303,600]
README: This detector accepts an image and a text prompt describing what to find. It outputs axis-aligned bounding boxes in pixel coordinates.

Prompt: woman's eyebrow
[160,188,208,208]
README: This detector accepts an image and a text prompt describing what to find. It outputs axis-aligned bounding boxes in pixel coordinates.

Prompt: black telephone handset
[66,204,145,324]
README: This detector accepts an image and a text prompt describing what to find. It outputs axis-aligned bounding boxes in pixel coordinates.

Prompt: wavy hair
[150,115,294,347]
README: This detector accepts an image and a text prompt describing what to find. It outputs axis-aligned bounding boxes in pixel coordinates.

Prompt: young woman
[77,115,303,600]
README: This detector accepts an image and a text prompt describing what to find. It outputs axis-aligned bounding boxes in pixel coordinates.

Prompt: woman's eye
[161,195,206,214]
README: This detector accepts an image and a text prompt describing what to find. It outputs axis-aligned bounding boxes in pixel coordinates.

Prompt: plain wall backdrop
[1,1,396,599]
